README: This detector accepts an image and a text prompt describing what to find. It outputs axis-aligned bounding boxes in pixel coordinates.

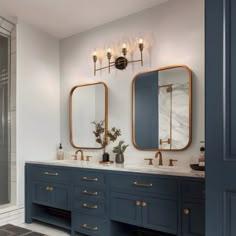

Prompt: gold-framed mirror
[132,65,192,151]
[69,82,108,149]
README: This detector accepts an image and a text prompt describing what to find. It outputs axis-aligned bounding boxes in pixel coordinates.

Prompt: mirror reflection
[132,65,192,151]
[70,82,108,149]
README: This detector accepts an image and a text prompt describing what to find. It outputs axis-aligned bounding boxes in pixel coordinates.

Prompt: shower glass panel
[0,34,9,205]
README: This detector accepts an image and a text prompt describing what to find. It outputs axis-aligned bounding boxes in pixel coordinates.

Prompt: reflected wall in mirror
[132,65,192,151]
[69,82,108,149]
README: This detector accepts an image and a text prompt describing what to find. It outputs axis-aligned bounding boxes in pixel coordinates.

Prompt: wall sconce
[92,38,144,76]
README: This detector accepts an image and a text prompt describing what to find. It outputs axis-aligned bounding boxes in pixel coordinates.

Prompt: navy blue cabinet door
[110,192,142,226]
[182,202,205,236]
[31,181,70,210]
[142,197,177,235]
[32,181,51,206]
[206,0,236,235]
[51,183,71,210]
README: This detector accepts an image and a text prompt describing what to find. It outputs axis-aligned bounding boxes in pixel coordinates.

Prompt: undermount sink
[53,160,87,164]
[125,165,179,172]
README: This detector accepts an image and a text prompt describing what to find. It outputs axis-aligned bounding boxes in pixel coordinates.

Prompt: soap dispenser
[57,143,64,160]
[198,141,205,166]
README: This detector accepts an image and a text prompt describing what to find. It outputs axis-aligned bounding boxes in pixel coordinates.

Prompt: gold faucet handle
[86,156,92,161]
[144,158,153,165]
[72,154,78,161]
[169,159,178,166]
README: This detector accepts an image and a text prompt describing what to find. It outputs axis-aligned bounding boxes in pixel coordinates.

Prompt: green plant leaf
[122,144,129,153]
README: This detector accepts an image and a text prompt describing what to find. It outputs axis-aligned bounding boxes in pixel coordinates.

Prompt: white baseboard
[0,206,24,226]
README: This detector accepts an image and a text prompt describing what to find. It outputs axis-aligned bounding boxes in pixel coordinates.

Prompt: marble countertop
[26,160,205,178]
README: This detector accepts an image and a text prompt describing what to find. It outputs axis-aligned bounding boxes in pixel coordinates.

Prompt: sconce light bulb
[139,38,143,44]
[107,48,111,53]
[92,51,97,56]
[122,43,126,49]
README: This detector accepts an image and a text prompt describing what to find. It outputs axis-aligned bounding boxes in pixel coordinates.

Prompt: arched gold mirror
[132,65,192,151]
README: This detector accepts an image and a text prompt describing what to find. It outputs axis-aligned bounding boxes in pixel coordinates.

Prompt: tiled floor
[0,224,45,235]
[17,223,70,236]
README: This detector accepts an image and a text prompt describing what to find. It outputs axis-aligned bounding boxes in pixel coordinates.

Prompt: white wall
[60,0,204,167]
[16,21,60,207]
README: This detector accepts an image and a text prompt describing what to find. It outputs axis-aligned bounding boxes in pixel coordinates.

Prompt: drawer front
[75,171,105,187]
[110,192,142,226]
[109,174,177,198]
[31,166,71,183]
[73,214,107,236]
[142,197,177,234]
[182,181,205,200]
[74,186,105,201]
[32,181,51,206]
[74,200,105,216]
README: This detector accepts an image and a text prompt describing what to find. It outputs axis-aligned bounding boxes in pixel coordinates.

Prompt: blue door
[206,0,236,235]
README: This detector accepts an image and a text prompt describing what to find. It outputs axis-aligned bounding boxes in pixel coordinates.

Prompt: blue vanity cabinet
[72,169,109,236]
[181,180,205,236]
[25,163,205,236]
[25,164,73,230]
[30,166,72,211]
[31,180,71,210]
[109,172,178,235]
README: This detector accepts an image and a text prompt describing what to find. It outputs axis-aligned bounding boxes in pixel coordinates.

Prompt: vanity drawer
[31,165,71,183]
[73,214,108,236]
[74,186,105,201]
[74,200,105,216]
[109,174,177,198]
[182,180,205,200]
[74,171,105,187]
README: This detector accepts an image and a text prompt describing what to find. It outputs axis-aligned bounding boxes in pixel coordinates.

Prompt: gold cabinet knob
[141,201,147,207]
[184,208,190,215]
[49,187,54,191]
[136,201,141,206]
[46,186,50,191]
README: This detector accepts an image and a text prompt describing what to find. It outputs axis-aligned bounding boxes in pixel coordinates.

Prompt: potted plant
[113,140,129,164]
[92,120,121,162]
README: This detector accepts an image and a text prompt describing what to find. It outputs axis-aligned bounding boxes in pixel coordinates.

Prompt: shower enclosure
[0,17,15,206]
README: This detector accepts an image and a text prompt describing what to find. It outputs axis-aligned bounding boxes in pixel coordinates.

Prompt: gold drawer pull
[82,203,98,209]
[133,181,152,187]
[136,201,141,206]
[82,177,98,182]
[82,224,98,231]
[44,172,59,176]
[141,201,147,207]
[82,190,98,196]
[184,208,190,215]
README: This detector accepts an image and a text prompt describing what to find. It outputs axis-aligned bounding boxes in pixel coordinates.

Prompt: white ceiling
[0,0,167,39]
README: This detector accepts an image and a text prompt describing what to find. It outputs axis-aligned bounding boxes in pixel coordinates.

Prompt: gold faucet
[155,150,163,166]
[74,149,84,161]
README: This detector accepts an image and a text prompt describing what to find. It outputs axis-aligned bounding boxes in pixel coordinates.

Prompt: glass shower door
[0,35,9,205]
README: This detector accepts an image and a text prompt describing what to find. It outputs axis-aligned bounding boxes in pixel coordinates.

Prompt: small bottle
[198,141,205,166]
[57,143,64,160]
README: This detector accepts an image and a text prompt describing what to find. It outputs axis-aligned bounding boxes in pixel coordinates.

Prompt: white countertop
[26,160,205,178]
